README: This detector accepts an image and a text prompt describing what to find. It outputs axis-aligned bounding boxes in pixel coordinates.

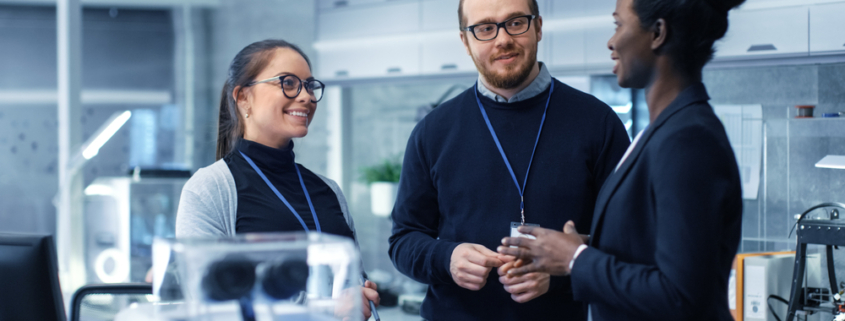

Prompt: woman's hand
[361,280,380,319]
[497,221,586,276]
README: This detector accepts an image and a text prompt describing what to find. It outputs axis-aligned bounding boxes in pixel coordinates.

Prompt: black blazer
[570,83,742,321]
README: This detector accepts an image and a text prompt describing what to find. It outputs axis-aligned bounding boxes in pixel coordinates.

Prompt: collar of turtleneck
[236,138,296,169]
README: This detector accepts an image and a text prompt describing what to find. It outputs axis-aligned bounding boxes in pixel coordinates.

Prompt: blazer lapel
[588,84,711,245]
[589,125,655,244]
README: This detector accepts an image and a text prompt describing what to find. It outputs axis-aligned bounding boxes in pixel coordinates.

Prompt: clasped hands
[496,220,588,277]
[449,243,549,303]
[449,221,588,302]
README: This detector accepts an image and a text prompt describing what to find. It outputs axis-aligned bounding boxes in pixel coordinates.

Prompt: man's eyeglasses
[248,74,325,103]
[463,15,536,42]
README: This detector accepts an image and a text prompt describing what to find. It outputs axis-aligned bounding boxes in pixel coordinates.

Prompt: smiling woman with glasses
[174,39,380,320]
[247,74,325,103]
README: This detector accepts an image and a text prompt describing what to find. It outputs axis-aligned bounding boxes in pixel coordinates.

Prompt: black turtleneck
[224,139,354,239]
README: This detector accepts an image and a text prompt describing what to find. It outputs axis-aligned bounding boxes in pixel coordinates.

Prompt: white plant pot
[370,182,398,217]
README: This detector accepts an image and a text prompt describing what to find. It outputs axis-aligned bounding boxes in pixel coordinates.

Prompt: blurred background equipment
[84,169,189,284]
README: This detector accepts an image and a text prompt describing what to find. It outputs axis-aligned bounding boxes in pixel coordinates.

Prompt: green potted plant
[360,157,402,217]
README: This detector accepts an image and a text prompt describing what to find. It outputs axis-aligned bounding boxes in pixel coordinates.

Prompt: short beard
[474,42,537,90]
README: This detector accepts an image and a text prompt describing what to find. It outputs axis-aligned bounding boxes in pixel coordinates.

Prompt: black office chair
[70,283,153,321]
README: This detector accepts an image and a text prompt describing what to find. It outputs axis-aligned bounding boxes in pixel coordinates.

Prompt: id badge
[510,222,540,247]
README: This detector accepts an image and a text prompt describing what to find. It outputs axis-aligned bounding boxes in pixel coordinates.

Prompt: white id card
[510,222,539,247]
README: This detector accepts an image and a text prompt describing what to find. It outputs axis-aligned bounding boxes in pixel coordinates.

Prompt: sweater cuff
[430,241,461,284]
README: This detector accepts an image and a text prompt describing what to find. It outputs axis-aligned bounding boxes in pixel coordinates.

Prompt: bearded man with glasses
[388,0,631,320]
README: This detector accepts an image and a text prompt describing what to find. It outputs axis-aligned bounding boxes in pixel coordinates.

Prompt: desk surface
[368,306,423,321]
[114,302,425,321]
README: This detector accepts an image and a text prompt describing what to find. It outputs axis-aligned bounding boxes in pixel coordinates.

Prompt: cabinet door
[715,7,809,59]
[317,41,421,79]
[318,1,420,41]
[584,26,614,67]
[318,0,408,11]
[810,2,845,54]
[549,29,586,67]
[422,0,459,31]
[421,36,475,74]
[549,0,615,20]
[423,0,549,31]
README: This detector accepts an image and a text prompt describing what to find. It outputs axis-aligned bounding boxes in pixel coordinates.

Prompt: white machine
[743,253,795,321]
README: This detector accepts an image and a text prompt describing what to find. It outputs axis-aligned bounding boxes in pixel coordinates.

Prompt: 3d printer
[786,202,845,321]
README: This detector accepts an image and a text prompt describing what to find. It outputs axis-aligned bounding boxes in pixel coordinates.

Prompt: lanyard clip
[520,196,525,225]
[520,208,525,225]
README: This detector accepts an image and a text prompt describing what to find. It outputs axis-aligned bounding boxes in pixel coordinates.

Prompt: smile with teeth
[286,111,309,118]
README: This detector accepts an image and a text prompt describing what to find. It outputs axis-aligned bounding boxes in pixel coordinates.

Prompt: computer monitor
[0,233,66,321]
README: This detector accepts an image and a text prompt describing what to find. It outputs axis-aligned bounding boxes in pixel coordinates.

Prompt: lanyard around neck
[473,80,554,225]
[239,151,321,233]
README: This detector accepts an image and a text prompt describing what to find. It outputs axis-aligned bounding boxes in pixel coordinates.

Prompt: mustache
[488,45,523,64]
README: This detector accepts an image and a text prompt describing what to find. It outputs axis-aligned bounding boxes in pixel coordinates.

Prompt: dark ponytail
[632,0,745,79]
[215,39,312,160]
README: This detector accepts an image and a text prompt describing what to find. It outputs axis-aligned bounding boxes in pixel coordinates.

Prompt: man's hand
[496,220,585,276]
[450,243,505,291]
[497,257,550,303]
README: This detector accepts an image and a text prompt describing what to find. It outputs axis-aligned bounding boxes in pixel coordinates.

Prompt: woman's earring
[245,113,249,119]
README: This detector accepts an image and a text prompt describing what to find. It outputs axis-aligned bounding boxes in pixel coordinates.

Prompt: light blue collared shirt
[477,62,552,103]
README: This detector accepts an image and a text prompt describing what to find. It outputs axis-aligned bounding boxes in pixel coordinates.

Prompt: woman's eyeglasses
[249,74,325,103]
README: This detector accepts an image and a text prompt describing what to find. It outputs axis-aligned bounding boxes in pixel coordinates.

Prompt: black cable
[828,245,840,304]
[788,202,845,239]
[769,294,790,321]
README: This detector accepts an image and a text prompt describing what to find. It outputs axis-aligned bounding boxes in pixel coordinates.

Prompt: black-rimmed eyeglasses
[463,15,536,41]
[248,74,325,103]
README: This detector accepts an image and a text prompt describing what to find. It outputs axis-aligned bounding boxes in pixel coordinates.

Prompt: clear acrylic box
[144,232,362,321]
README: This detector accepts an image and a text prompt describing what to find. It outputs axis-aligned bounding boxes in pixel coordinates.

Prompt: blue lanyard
[473,80,554,224]
[239,151,321,233]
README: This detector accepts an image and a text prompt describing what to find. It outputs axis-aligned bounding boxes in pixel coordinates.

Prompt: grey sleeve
[175,161,237,238]
[316,175,358,247]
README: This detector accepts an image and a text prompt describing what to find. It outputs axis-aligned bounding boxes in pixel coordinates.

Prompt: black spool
[261,259,309,300]
[202,256,257,302]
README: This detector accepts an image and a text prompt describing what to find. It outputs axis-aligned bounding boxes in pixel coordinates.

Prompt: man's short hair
[458,0,540,30]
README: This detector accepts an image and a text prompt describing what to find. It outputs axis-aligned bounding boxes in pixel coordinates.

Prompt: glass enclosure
[747,117,845,252]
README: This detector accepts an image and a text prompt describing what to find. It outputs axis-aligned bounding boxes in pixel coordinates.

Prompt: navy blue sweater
[388,79,630,320]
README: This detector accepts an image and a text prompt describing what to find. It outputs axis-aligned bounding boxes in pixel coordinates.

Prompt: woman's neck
[243,130,291,150]
[645,59,695,123]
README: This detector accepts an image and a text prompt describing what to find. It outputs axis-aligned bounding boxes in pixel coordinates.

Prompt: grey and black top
[175,139,356,241]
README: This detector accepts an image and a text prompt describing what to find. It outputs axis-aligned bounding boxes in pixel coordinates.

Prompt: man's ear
[535,15,543,42]
[651,18,668,51]
[460,31,472,56]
